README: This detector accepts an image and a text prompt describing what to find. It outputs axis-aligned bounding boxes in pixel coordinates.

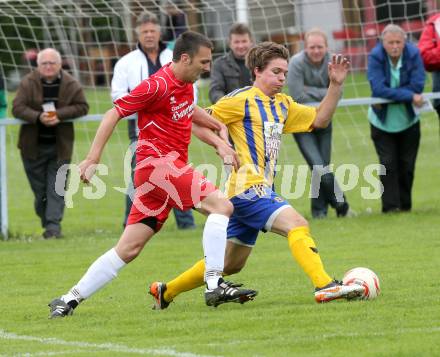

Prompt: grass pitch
[1,207,440,356]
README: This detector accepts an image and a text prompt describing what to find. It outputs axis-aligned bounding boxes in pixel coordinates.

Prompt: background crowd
[2,12,440,239]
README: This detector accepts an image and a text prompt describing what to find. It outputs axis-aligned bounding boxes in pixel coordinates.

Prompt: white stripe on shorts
[264,205,291,231]
[228,237,254,248]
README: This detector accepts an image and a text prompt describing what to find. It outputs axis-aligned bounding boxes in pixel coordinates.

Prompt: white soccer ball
[342,267,381,300]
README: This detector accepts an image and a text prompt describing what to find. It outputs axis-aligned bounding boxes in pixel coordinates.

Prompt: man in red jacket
[418,13,440,120]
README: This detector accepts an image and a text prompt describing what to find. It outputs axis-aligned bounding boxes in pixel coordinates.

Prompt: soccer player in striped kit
[149,42,365,308]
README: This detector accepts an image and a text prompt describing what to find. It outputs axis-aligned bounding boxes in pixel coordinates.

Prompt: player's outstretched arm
[193,105,232,145]
[79,107,121,183]
[313,54,350,129]
[192,123,240,170]
[193,106,222,129]
[193,106,232,146]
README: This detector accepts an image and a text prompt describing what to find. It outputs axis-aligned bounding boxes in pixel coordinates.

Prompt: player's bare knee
[281,215,309,236]
[117,244,143,263]
[295,216,309,228]
[211,198,234,217]
[125,249,141,262]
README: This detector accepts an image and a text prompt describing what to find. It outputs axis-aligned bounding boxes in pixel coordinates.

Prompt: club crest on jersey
[264,122,283,160]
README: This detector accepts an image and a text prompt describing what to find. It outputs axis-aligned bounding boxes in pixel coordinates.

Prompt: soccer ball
[342,267,380,300]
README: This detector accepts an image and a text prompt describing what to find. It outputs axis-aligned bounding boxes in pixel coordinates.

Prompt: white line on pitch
[0,329,221,357]
[9,350,98,356]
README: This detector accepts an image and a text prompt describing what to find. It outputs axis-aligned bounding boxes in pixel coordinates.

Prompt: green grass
[1,80,440,356]
[1,198,439,356]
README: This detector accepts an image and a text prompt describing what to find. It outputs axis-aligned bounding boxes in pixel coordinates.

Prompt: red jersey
[418,13,440,72]
[114,63,195,163]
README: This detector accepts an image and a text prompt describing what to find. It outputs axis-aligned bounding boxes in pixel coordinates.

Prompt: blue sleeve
[400,50,425,94]
[367,52,414,102]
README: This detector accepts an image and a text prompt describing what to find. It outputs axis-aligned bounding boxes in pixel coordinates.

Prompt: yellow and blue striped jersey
[207,86,316,198]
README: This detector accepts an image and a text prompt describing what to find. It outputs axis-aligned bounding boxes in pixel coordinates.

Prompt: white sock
[61,248,126,303]
[61,287,83,305]
[203,213,229,290]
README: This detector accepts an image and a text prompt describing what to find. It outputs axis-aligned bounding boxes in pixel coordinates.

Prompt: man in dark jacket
[367,24,425,213]
[209,23,253,104]
[12,48,89,238]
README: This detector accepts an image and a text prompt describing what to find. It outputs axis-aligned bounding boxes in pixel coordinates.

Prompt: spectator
[111,11,195,229]
[163,1,187,47]
[12,48,89,238]
[367,24,425,213]
[418,13,440,121]
[287,28,353,218]
[209,23,253,104]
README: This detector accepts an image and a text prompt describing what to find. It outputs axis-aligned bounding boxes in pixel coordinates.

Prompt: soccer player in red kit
[48,31,257,318]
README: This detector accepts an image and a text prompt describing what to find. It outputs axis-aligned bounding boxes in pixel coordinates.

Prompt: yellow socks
[164,226,332,301]
[287,226,332,289]
[164,259,205,302]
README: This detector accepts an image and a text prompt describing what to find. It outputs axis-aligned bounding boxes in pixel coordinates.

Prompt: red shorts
[126,154,217,231]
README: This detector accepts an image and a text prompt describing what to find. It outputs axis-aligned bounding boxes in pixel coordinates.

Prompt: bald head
[37,48,62,81]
